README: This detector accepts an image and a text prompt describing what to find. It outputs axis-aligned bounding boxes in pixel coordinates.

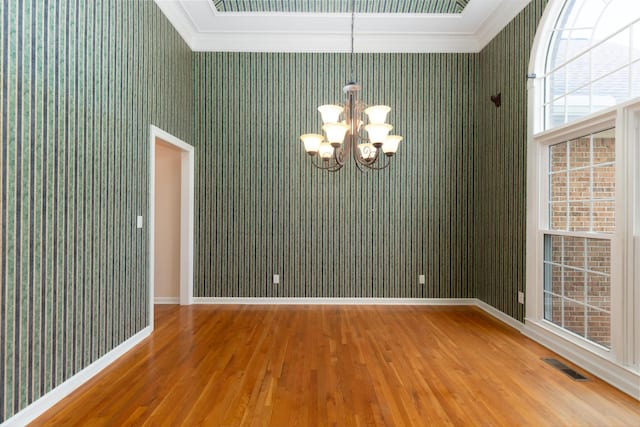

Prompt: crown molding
[475,0,533,48]
[189,33,482,53]
[155,0,533,53]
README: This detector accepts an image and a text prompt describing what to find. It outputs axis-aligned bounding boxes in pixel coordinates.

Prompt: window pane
[549,95,567,129]
[550,143,567,172]
[592,67,629,113]
[547,67,566,103]
[544,292,563,326]
[544,234,564,264]
[587,238,611,274]
[569,137,590,168]
[632,22,640,62]
[632,61,640,98]
[563,236,585,269]
[566,0,604,31]
[550,173,567,202]
[593,165,615,199]
[586,308,611,348]
[595,0,639,42]
[566,87,592,124]
[591,30,630,81]
[564,268,585,302]
[568,168,590,200]
[544,262,564,297]
[564,300,586,337]
[568,201,590,231]
[567,53,590,92]
[550,202,568,230]
[587,273,610,311]
[547,29,571,71]
[592,200,616,232]
[592,129,615,164]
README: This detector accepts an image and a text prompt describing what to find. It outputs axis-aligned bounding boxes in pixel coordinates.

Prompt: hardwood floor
[31,305,640,426]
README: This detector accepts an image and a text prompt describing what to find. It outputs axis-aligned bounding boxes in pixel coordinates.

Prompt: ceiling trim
[154,0,533,53]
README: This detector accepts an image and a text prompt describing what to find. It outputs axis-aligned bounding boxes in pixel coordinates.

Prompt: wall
[193,53,477,298]
[154,140,182,300]
[0,0,192,422]
[475,0,548,321]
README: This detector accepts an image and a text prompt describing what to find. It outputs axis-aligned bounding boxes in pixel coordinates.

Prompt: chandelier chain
[350,0,355,82]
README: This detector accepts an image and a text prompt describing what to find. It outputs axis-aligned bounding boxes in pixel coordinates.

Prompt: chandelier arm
[351,134,366,163]
[363,155,393,171]
[353,148,376,167]
[310,156,341,171]
[334,142,349,167]
[352,134,383,167]
[326,163,345,173]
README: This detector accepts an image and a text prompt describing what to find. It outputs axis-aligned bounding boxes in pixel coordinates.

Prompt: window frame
[527,0,640,399]
[532,112,618,360]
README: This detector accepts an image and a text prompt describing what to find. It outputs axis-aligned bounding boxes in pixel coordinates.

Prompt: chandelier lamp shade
[300,83,403,172]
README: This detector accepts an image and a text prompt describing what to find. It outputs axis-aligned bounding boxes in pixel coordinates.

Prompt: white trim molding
[1,327,152,427]
[192,297,478,306]
[154,0,532,53]
[475,300,525,332]
[524,320,640,400]
[192,298,525,332]
[149,125,195,330]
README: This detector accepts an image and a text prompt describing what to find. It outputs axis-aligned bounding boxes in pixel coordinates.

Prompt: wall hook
[490,93,501,108]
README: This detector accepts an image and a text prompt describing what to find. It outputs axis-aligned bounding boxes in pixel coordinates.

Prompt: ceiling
[211,0,470,14]
[155,0,533,53]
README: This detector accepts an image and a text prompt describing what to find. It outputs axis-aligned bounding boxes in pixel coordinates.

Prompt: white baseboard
[475,300,525,332]
[1,326,152,427]
[192,297,478,305]
[523,320,640,400]
[154,297,180,304]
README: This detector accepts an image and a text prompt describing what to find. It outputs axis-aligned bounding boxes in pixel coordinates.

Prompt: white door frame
[149,125,195,328]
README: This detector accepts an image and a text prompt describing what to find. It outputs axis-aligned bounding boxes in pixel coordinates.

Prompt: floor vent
[543,358,589,381]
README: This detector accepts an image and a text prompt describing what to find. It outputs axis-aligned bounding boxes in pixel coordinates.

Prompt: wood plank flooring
[31,305,640,426]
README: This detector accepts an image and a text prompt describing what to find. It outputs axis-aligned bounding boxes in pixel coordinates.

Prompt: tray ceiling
[155,0,532,52]
[211,0,470,14]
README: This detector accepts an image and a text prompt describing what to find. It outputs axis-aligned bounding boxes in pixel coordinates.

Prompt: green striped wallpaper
[193,52,477,298]
[0,0,192,422]
[0,0,554,420]
[212,0,470,14]
[475,0,548,321]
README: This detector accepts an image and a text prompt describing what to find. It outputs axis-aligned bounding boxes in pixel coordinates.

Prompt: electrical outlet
[418,274,425,285]
[273,274,280,284]
[518,291,525,304]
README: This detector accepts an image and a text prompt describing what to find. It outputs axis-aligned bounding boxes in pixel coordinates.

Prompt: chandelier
[299,1,403,172]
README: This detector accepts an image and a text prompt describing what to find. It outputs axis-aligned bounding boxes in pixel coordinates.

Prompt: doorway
[149,125,194,328]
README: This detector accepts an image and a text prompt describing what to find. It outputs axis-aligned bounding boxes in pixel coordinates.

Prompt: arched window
[527,0,640,398]
[541,0,640,130]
